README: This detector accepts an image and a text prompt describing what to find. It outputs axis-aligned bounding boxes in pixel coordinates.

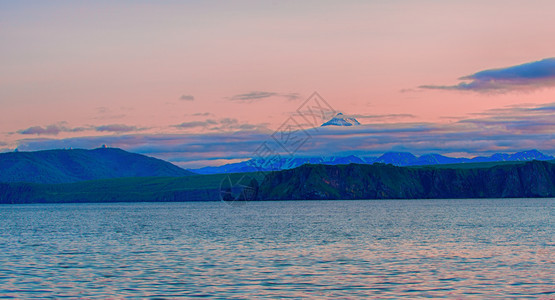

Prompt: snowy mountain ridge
[190,150,554,174]
[321,113,361,127]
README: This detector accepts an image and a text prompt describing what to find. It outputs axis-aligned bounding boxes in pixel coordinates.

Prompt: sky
[1,0,554,168]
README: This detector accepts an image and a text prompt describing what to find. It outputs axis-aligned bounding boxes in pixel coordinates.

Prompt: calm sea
[0,199,553,299]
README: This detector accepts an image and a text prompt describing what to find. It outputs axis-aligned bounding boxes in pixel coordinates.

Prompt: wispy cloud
[210,118,269,131]
[93,106,126,120]
[95,124,140,133]
[352,113,415,120]
[17,123,144,135]
[19,125,64,135]
[458,102,555,134]
[96,107,109,114]
[174,120,218,129]
[229,91,300,101]
[18,123,86,135]
[281,93,301,101]
[179,94,195,101]
[230,91,276,101]
[531,104,555,112]
[420,58,555,93]
[191,112,213,117]
[174,118,269,132]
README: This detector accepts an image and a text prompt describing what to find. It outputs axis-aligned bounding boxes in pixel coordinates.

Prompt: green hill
[0,172,265,204]
[0,147,194,184]
[1,161,553,204]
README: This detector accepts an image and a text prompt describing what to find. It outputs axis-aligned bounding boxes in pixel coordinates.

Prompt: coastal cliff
[257,161,555,200]
[1,161,553,203]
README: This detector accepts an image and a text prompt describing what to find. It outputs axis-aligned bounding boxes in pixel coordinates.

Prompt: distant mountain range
[192,150,554,174]
[1,147,553,185]
[0,147,194,184]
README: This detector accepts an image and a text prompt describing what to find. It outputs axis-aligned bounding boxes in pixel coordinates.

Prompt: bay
[0,199,553,298]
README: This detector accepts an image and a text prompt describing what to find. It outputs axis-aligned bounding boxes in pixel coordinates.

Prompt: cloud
[174,120,218,129]
[192,112,213,117]
[19,125,63,135]
[179,94,195,101]
[17,122,144,136]
[229,91,300,101]
[18,123,86,135]
[420,58,555,93]
[230,91,276,101]
[531,104,555,112]
[352,113,415,120]
[95,124,139,133]
[281,93,301,101]
[93,114,127,120]
[174,118,269,132]
[457,102,555,134]
[93,107,126,120]
[14,103,554,168]
[96,107,109,114]
[15,131,272,168]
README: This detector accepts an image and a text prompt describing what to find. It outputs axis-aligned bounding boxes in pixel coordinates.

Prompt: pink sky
[1,1,554,167]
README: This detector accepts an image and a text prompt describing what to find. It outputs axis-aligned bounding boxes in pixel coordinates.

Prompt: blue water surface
[0,199,553,298]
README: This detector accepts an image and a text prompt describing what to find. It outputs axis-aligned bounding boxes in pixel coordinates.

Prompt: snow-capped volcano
[321,113,361,127]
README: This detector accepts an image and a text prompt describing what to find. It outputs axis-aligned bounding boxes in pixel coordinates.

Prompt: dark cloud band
[18,123,142,135]
[420,58,555,93]
[18,124,86,135]
[95,124,139,133]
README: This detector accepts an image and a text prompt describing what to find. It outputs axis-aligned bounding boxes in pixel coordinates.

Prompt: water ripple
[0,199,553,298]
